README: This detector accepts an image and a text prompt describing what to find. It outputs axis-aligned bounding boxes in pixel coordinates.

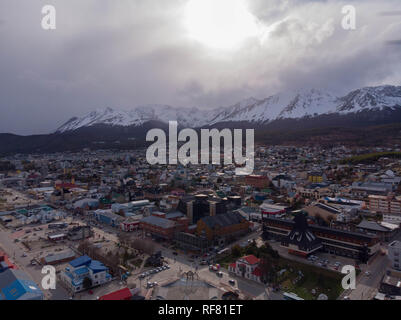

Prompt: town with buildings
[1,145,401,301]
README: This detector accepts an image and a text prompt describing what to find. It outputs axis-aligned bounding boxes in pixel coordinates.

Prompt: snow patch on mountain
[56,85,401,133]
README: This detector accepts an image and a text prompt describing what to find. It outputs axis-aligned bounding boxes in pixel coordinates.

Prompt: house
[228,255,262,283]
[60,255,112,293]
[0,269,43,300]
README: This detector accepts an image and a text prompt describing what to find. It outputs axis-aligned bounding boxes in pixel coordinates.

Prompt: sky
[0,0,400,135]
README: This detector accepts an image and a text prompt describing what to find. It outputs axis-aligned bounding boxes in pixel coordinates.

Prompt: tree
[231,245,242,258]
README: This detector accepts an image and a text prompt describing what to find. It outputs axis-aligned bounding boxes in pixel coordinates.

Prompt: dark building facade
[177,194,227,224]
[263,213,380,263]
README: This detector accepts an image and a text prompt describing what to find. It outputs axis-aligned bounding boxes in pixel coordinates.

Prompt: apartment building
[368,195,401,225]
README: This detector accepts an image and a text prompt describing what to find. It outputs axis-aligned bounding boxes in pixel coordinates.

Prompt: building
[245,175,270,188]
[304,203,341,223]
[369,195,401,225]
[0,252,16,271]
[228,255,262,283]
[68,225,92,241]
[120,217,140,232]
[177,194,227,224]
[47,232,67,242]
[140,215,181,240]
[308,172,325,183]
[263,213,380,262]
[40,250,76,265]
[174,232,212,253]
[196,212,250,245]
[351,182,392,197]
[93,209,124,228]
[60,255,112,293]
[260,203,287,216]
[281,213,322,257]
[356,220,396,242]
[388,241,401,271]
[380,269,401,296]
[99,287,142,300]
[0,269,43,300]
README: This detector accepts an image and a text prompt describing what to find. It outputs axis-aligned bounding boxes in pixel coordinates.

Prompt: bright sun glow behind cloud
[184,0,260,50]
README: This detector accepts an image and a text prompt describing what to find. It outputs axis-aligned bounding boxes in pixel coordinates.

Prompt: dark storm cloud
[0,0,401,134]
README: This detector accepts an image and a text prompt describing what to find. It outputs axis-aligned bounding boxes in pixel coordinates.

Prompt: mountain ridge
[56,85,401,133]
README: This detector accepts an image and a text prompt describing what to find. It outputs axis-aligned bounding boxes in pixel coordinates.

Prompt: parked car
[228,279,235,285]
[217,271,223,277]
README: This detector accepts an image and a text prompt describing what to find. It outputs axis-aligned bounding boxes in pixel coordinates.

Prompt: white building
[388,241,401,271]
[228,255,262,283]
[60,255,112,293]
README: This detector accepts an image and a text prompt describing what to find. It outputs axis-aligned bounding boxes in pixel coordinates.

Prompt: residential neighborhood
[1,145,401,300]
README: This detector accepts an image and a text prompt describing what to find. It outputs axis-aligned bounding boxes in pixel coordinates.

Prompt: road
[339,251,390,300]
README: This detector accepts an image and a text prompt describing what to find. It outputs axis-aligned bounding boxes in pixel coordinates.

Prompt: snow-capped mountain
[56,85,401,133]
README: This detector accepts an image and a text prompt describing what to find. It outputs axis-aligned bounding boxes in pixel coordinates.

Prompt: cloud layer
[0,0,400,134]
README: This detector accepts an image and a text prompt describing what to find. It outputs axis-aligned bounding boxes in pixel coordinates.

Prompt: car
[200,260,208,265]
[217,271,223,277]
[228,279,235,285]
[165,265,170,269]
[343,296,350,300]
[365,271,371,277]
[21,253,27,258]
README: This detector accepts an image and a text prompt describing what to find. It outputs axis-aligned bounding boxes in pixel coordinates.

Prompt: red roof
[0,252,17,270]
[242,255,259,265]
[99,288,132,300]
[229,262,236,269]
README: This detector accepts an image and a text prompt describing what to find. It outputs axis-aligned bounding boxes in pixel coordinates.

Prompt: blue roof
[89,260,108,273]
[74,267,89,276]
[69,255,91,268]
[2,279,42,300]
